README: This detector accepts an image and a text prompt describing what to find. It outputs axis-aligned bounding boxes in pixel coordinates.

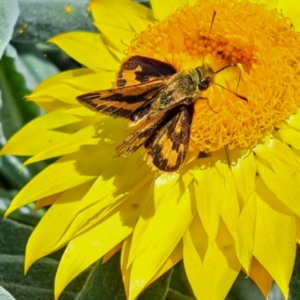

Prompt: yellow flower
[2,0,300,299]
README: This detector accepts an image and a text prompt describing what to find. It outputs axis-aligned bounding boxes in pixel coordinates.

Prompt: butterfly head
[195,64,214,91]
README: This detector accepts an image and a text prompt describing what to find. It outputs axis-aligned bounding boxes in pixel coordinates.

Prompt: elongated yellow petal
[57,164,152,245]
[121,235,132,298]
[94,23,136,53]
[128,173,193,265]
[183,216,241,300]
[249,257,273,298]
[254,183,296,298]
[237,193,256,274]
[49,32,120,71]
[62,71,116,91]
[191,151,226,243]
[24,117,124,164]
[150,0,188,20]
[91,0,153,33]
[219,161,253,273]
[0,111,81,156]
[34,193,63,210]
[254,138,300,217]
[33,68,93,92]
[278,128,300,151]
[102,243,122,264]
[147,240,183,286]
[128,179,195,300]
[228,148,256,207]
[25,182,94,272]
[128,173,179,264]
[55,196,142,300]
[5,145,107,215]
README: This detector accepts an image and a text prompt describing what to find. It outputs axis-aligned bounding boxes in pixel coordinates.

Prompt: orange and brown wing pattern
[77,79,167,119]
[145,105,193,172]
[117,55,177,87]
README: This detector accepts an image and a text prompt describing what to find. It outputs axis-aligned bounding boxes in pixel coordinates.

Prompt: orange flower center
[127,0,300,152]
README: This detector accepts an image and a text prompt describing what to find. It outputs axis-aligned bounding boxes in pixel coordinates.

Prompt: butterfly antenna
[202,10,217,66]
[213,81,247,101]
[215,63,242,93]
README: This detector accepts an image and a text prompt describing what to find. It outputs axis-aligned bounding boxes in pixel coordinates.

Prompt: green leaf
[0,0,19,58]
[0,188,43,226]
[76,254,126,300]
[290,247,300,300]
[0,218,90,300]
[139,270,172,300]
[12,0,96,44]
[0,286,16,300]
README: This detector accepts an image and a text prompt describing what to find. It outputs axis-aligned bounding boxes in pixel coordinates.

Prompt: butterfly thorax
[195,64,214,91]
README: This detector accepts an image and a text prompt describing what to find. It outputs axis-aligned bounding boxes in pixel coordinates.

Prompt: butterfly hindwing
[145,105,193,172]
[117,55,177,88]
[115,113,167,156]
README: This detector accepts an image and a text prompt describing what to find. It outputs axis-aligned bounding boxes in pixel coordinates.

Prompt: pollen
[128,0,300,152]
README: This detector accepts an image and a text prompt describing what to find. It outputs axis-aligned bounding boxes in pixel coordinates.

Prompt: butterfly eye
[199,78,210,91]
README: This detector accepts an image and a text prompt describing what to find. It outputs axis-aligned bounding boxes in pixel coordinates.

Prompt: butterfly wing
[145,105,193,172]
[77,79,167,119]
[117,55,177,87]
[77,56,177,119]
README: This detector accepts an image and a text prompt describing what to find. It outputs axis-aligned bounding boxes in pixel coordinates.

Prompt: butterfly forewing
[77,79,167,119]
[145,105,193,172]
[117,55,177,87]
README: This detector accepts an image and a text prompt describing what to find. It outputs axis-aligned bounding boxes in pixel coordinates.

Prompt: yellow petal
[128,176,195,300]
[287,109,300,130]
[277,0,300,30]
[254,183,296,298]
[249,257,273,298]
[34,68,93,92]
[228,148,256,207]
[25,182,93,272]
[49,32,120,71]
[57,162,152,245]
[0,111,81,156]
[55,196,142,300]
[150,0,188,20]
[91,0,153,33]
[254,138,300,217]
[190,150,226,243]
[63,71,116,91]
[34,193,63,211]
[219,161,253,273]
[24,116,120,164]
[237,193,256,274]
[128,173,192,264]
[183,217,241,300]
[297,217,300,244]
[5,145,106,215]
[121,235,132,298]
[94,23,136,53]
[147,240,183,286]
[278,128,300,151]
[102,243,122,264]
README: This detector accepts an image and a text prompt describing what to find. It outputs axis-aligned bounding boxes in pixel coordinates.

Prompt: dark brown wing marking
[145,105,193,172]
[77,79,167,119]
[117,55,177,88]
[115,113,167,156]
